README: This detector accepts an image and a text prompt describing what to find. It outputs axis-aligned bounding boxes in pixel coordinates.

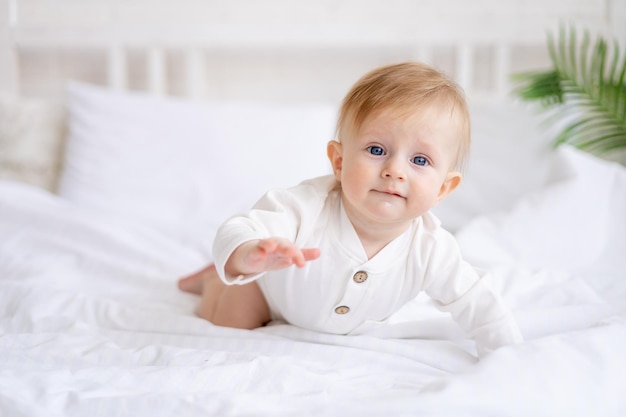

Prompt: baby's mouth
[374,189,404,198]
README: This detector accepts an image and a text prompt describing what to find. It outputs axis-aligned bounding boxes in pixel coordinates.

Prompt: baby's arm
[434,269,523,358]
[422,230,523,358]
[225,237,320,277]
[214,181,328,284]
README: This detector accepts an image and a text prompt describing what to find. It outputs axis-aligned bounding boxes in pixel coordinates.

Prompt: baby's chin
[362,203,419,225]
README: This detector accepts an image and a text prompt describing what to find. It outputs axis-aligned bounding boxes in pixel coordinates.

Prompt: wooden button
[353,271,368,283]
[335,306,350,315]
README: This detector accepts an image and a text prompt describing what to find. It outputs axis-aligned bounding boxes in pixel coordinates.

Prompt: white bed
[1,1,626,416]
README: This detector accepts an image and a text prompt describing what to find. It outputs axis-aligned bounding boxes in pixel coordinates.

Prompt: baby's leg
[178,264,270,329]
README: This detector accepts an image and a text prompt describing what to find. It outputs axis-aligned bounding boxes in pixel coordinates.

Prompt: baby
[178,62,523,357]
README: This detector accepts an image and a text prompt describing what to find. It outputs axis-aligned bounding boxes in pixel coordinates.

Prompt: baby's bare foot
[177,264,217,295]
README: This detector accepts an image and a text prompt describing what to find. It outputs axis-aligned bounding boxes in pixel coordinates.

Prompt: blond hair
[336,62,470,170]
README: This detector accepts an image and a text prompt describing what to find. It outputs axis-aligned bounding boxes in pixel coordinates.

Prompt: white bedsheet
[1,146,625,417]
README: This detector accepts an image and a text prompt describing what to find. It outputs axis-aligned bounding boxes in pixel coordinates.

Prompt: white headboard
[2,0,624,103]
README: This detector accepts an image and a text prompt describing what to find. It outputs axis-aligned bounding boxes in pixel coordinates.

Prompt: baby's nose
[382,159,406,180]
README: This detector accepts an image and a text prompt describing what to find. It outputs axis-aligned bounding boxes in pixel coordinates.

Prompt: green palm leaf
[511,25,626,157]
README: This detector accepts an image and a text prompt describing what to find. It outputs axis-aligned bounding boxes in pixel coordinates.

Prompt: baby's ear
[327,140,343,179]
[437,171,462,202]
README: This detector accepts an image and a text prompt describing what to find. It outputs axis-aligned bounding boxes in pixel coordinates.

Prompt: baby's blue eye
[367,146,385,156]
[412,156,428,166]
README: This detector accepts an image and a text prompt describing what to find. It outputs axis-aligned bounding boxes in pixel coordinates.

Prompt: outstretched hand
[225,237,320,277]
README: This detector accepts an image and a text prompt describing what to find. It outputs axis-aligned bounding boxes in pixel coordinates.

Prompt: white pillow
[58,82,336,255]
[432,99,555,232]
[455,145,626,272]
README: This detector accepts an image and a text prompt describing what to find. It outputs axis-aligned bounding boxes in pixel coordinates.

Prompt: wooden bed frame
[1,0,624,103]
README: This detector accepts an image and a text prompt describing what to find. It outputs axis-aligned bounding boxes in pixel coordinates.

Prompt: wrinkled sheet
[1,146,625,417]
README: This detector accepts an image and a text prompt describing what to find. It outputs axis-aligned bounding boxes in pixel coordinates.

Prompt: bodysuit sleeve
[421,229,524,358]
[212,176,332,285]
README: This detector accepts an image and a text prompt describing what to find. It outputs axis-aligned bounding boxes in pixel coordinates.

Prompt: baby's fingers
[301,248,321,262]
[289,247,320,268]
[253,239,299,269]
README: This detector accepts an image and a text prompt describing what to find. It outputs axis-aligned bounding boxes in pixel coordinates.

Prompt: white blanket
[1,146,625,417]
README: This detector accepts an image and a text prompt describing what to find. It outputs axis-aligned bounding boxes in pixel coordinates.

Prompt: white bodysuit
[213,175,523,356]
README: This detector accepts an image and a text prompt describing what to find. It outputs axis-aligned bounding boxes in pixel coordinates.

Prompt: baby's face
[334,105,462,229]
